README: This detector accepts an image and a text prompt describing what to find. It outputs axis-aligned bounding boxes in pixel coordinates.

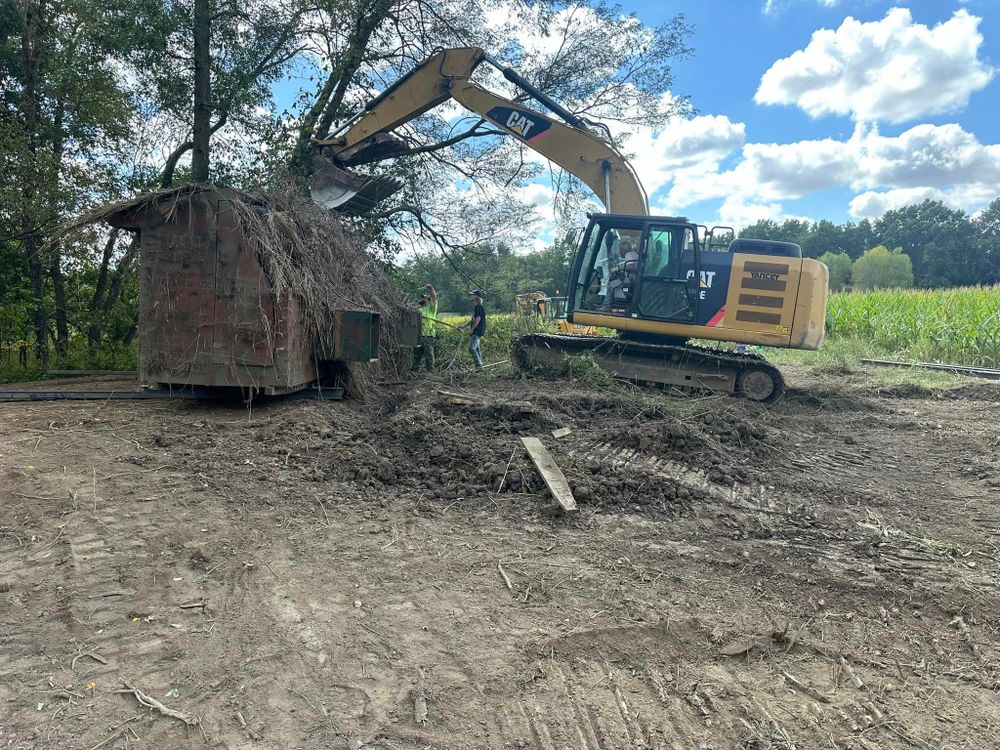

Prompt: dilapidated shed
[77,186,417,395]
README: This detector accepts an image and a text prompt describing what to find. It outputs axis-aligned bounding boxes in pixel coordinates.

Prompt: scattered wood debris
[71,650,109,669]
[551,427,572,439]
[781,670,831,703]
[413,668,428,725]
[436,389,482,406]
[497,560,514,591]
[117,682,199,726]
[519,436,577,511]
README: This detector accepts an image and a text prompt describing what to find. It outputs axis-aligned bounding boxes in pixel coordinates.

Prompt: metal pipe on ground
[860,359,1000,380]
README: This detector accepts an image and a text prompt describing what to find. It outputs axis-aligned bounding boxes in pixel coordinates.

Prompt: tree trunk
[191,0,212,182]
[88,229,119,351]
[103,233,140,314]
[290,0,389,176]
[50,245,69,357]
[19,1,47,364]
[23,233,48,365]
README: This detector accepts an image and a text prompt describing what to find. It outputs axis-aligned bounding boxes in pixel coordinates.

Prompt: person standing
[412,284,438,372]
[463,289,486,372]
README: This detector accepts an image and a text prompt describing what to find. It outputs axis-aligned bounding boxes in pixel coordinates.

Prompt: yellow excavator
[516,292,598,335]
[310,47,828,401]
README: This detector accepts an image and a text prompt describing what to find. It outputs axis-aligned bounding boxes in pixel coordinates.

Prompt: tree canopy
[852,246,914,291]
[740,200,998,288]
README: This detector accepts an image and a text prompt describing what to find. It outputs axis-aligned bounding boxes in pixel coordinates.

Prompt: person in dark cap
[462,289,486,372]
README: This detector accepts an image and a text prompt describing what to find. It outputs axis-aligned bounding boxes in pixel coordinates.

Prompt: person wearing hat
[463,289,487,372]
[412,284,438,372]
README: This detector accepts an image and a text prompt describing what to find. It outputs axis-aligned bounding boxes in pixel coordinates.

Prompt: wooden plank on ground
[519,436,577,512]
[435,389,482,406]
[551,427,572,439]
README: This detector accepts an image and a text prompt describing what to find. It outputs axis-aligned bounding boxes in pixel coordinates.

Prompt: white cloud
[658,120,1000,223]
[848,184,1000,219]
[756,8,994,123]
[851,123,1000,190]
[622,113,745,196]
[663,135,851,209]
[715,196,788,228]
[764,0,838,16]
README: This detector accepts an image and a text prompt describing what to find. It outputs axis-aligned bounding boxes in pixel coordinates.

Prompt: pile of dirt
[303,387,786,517]
[303,397,560,501]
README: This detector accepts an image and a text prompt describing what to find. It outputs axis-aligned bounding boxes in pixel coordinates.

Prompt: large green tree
[818,251,851,291]
[873,200,982,286]
[852,246,913,290]
[1,0,135,362]
[974,198,1000,283]
[115,0,310,187]
[280,0,693,255]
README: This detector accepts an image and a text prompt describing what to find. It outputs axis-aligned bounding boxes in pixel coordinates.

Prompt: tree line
[393,196,1000,313]
[1,0,691,376]
[741,199,1000,290]
[394,240,576,314]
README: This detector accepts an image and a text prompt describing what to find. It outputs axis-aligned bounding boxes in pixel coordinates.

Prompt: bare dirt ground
[2,366,999,749]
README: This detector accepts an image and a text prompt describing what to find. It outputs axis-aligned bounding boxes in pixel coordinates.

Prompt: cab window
[579,226,643,314]
[636,224,697,322]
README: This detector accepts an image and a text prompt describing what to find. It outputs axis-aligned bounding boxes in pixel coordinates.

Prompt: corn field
[827,285,1000,367]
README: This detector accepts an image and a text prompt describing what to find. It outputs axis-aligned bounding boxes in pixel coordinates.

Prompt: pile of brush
[227,182,413,394]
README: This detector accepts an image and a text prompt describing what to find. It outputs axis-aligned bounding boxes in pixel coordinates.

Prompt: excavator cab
[571,214,701,329]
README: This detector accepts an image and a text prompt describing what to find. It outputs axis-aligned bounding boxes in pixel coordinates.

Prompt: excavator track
[512,334,786,402]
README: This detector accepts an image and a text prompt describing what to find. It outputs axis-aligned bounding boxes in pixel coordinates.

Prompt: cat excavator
[310,47,828,401]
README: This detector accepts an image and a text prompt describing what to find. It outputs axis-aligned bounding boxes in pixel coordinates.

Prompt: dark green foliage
[394,239,575,313]
[872,201,978,285]
[818,251,851,291]
[742,201,995,287]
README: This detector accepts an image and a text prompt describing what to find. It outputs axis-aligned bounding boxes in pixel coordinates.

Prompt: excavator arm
[311,47,648,215]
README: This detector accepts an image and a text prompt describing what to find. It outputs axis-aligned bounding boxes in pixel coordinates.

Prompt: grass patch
[0,342,138,384]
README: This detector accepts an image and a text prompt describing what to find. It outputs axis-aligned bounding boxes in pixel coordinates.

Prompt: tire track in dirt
[0,449,237,748]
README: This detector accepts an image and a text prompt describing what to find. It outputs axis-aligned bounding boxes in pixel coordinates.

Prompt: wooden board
[519,436,577,512]
[435,389,482,406]
[551,427,572,439]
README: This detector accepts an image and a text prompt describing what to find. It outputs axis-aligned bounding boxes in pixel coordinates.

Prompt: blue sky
[630,0,1000,227]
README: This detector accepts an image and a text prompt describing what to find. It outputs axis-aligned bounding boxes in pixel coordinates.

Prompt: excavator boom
[310,47,648,215]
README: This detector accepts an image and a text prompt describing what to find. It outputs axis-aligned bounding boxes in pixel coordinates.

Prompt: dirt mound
[945,382,1000,401]
[870,382,935,399]
[5,370,1000,750]
[777,386,876,414]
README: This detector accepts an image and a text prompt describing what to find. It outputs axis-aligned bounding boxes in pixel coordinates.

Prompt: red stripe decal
[527,130,550,143]
[706,306,726,327]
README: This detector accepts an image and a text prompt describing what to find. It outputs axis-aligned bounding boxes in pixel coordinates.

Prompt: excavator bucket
[310,134,409,214]
[310,155,404,215]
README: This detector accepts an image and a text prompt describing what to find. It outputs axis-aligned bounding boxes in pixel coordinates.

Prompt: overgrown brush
[434,312,546,369]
